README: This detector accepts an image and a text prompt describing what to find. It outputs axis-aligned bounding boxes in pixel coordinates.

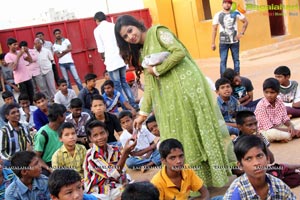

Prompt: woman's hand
[133,115,147,130]
[147,66,156,76]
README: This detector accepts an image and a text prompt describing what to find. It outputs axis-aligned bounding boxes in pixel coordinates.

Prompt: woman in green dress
[115,15,233,187]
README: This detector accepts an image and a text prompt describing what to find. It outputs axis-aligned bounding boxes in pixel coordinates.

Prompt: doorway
[267,0,286,36]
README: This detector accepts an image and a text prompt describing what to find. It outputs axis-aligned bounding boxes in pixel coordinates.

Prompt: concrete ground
[127,37,300,198]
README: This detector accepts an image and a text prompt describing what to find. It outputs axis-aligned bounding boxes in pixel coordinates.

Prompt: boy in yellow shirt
[52,122,86,178]
[151,138,210,200]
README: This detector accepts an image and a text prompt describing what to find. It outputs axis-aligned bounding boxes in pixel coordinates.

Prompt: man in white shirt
[52,28,83,91]
[93,11,138,110]
[18,93,37,130]
[34,38,57,101]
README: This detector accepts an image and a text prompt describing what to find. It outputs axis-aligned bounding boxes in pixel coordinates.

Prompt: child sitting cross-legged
[5,151,51,199]
[51,122,87,178]
[83,120,136,200]
[118,110,161,173]
[254,78,300,142]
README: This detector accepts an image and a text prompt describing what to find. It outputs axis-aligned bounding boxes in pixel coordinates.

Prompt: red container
[0,9,152,83]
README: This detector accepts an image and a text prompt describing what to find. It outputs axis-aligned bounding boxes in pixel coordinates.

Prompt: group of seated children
[216,66,300,143]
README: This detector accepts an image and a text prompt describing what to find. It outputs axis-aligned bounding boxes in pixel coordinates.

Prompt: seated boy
[223,135,296,199]
[52,122,87,178]
[65,98,91,149]
[125,71,144,104]
[18,93,37,130]
[151,138,210,200]
[0,103,32,167]
[254,78,300,142]
[145,114,160,137]
[5,151,51,199]
[118,110,161,172]
[83,120,136,199]
[274,66,300,118]
[234,110,300,188]
[102,80,136,116]
[222,68,260,110]
[0,90,15,123]
[121,181,159,200]
[88,94,123,145]
[215,77,248,139]
[48,168,97,200]
[54,78,77,109]
[34,103,66,175]
[33,92,49,130]
[78,73,99,113]
[0,157,16,199]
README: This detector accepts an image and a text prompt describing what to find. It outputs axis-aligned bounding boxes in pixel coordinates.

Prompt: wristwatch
[240,32,245,35]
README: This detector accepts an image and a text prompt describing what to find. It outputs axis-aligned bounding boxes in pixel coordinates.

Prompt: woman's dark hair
[114,15,146,84]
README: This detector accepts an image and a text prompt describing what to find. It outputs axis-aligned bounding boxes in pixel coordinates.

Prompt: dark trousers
[19,79,34,105]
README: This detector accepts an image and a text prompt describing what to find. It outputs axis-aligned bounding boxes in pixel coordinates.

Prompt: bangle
[240,32,244,35]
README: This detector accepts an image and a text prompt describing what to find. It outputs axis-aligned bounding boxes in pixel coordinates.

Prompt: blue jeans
[59,63,83,90]
[219,41,240,76]
[108,67,138,109]
[126,149,161,169]
[227,125,239,136]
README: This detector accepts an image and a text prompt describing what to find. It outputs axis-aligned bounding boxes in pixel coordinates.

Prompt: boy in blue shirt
[5,151,50,200]
[215,77,248,139]
[102,80,136,116]
[0,158,16,199]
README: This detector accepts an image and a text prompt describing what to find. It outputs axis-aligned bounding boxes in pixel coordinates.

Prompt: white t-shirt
[212,11,245,44]
[120,126,156,152]
[53,38,74,64]
[54,89,77,108]
[93,20,126,71]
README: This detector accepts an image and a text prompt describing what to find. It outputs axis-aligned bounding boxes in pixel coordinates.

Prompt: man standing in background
[93,11,139,110]
[211,0,248,76]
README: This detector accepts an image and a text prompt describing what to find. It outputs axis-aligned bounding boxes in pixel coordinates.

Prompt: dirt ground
[126,37,300,198]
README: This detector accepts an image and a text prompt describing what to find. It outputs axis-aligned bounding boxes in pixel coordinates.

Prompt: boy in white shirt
[118,110,161,172]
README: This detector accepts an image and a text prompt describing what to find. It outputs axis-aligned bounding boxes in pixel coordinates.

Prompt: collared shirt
[151,165,203,200]
[35,47,54,75]
[223,173,296,199]
[88,112,123,143]
[54,89,77,108]
[19,105,38,129]
[102,90,127,114]
[83,144,127,198]
[5,175,50,200]
[26,48,41,77]
[93,20,126,71]
[0,122,32,160]
[0,169,16,199]
[254,97,290,131]
[52,144,86,178]
[217,96,246,123]
[65,112,91,137]
[4,52,32,84]
[78,87,100,110]
[53,38,74,64]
